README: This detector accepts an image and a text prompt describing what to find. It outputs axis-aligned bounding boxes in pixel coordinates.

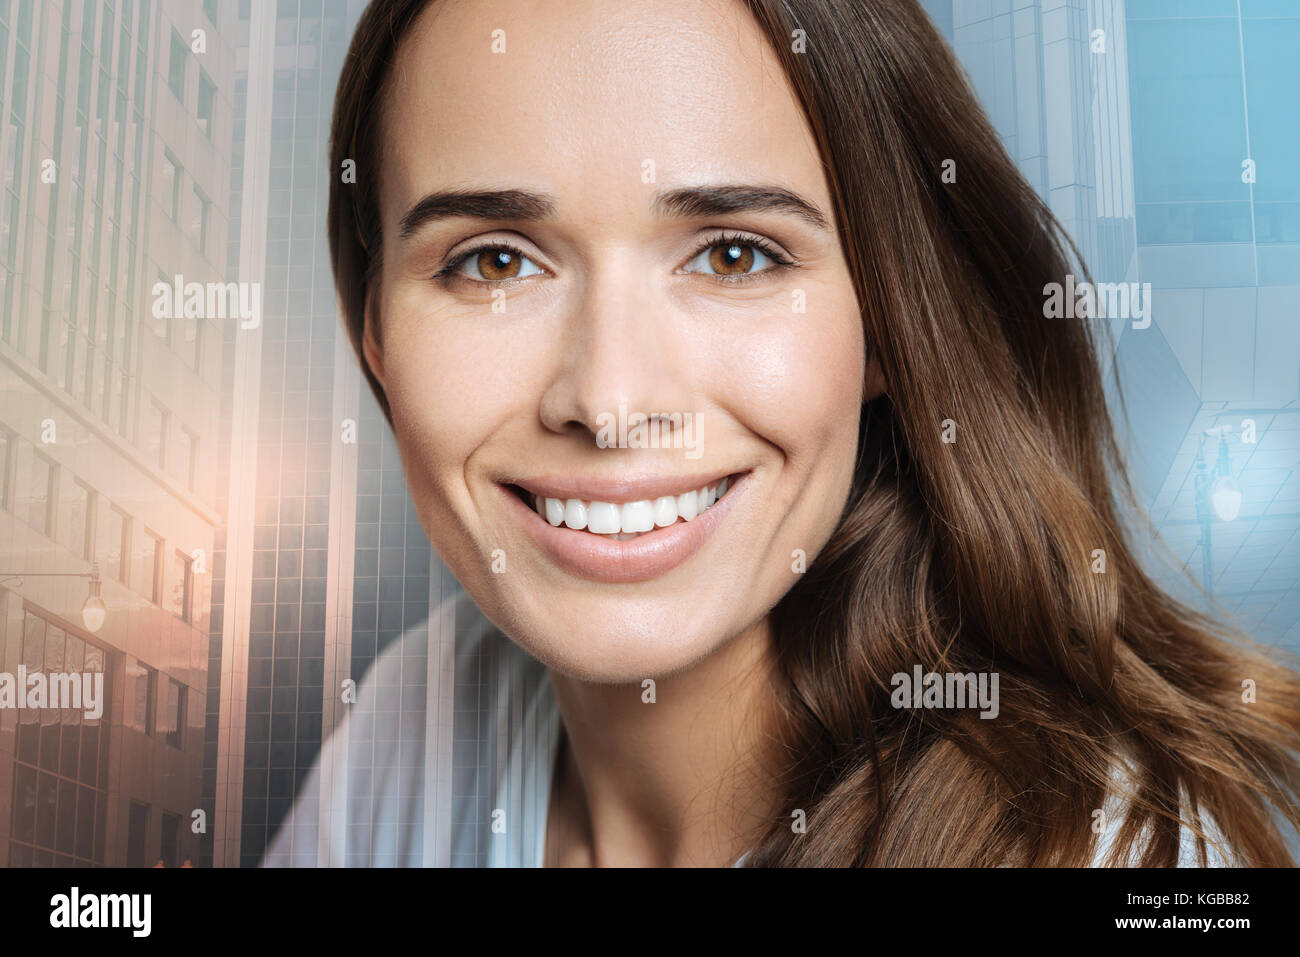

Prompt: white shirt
[264,585,1231,867]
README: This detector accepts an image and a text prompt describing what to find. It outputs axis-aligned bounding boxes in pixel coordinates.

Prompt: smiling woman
[275,0,1300,867]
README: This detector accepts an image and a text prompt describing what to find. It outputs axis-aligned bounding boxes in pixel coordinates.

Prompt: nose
[538,255,696,451]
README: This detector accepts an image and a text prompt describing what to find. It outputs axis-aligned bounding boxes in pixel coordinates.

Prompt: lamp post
[1193,453,1214,594]
[0,563,107,633]
[1192,429,1242,598]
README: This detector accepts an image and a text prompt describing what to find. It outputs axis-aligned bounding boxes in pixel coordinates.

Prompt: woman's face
[367,0,875,682]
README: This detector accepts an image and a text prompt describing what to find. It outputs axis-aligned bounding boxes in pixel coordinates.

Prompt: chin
[485,590,745,684]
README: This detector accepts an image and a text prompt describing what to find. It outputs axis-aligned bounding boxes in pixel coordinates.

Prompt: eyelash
[432,230,797,287]
[683,231,797,283]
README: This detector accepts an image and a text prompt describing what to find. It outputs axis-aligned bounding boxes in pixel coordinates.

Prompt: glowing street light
[1193,429,1243,597]
[0,564,108,633]
[81,566,107,632]
[1210,474,1243,523]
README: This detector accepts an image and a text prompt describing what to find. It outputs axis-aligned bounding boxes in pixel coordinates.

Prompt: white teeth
[586,501,620,534]
[676,489,698,521]
[652,496,678,527]
[530,476,736,536]
[564,499,588,530]
[544,497,565,527]
[620,500,655,534]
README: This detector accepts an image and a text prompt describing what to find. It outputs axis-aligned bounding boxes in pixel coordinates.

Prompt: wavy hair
[328,0,1300,865]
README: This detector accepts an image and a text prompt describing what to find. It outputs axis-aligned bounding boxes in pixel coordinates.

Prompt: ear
[863,349,887,402]
[360,288,387,391]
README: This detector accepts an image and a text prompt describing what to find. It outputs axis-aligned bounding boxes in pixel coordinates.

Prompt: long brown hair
[328,0,1300,865]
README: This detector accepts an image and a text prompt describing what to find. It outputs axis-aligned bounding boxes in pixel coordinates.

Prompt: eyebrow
[397,183,832,238]
[653,184,830,231]
[399,189,557,238]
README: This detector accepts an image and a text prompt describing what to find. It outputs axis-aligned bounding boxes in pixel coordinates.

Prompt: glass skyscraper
[0,0,235,866]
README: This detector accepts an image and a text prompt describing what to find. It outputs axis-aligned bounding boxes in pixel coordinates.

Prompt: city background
[0,0,1295,866]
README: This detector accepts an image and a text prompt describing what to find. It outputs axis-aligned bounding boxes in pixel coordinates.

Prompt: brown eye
[477,248,522,280]
[708,243,755,275]
[439,244,545,284]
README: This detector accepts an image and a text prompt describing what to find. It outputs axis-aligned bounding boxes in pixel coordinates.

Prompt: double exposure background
[0,0,1296,867]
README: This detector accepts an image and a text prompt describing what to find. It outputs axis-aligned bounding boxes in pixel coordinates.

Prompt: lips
[498,470,750,583]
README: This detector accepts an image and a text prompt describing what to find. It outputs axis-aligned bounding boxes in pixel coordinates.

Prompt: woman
[312,0,1300,866]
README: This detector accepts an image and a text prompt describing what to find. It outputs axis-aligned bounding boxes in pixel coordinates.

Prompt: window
[176,426,198,491]
[67,479,96,561]
[146,399,169,470]
[153,270,173,344]
[161,812,180,868]
[191,185,210,256]
[98,504,130,584]
[126,801,150,868]
[150,534,164,605]
[168,31,187,103]
[135,530,164,604]
[161,151,180,222]
[179,312,201,371]
[20,450,56,536]
[197,70,215,139]
[8,609,110,867]
[0,429,12,510]
[163,679,186,750]
[169,549,192,622]
[129,661,157,736]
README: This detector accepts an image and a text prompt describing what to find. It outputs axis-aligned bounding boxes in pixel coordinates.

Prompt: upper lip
[506,470,744,504]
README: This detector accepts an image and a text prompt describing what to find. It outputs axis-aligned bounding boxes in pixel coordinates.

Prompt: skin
[363,0,884,866]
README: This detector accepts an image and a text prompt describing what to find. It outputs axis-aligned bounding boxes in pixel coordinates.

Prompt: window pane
[98,505,126,582]
[129,661,148,733]
[168,550,191,620]
[75,785,96,859]
[168,32,186,102]
[19,452,52,534]
[13,765,37,843]
[36,772,57,848]
[161,812,179,867]
[172,426,192,485]
[160,154,178,220]
[197,70,214,138]
[21,613,44,726]
[66,481,89,558]
[126,802,148,868]
[146,401,167,469]
[57,779,76,854]
[0,430,11,509]
[165,679,185,749]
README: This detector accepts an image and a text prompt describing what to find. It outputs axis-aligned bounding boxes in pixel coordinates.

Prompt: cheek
[376,293,532,492]
[715,285,865,466]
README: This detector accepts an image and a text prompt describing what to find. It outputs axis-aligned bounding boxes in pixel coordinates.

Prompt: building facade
[0,0,236,866]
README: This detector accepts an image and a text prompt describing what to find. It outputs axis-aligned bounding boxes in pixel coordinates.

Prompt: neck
[546,616,782,867]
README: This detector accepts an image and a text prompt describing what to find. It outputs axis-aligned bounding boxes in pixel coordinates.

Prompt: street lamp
[0,563,108,633]
[1193,429,1241,597]
[81,567,107,632]
[1210,435,1242,522]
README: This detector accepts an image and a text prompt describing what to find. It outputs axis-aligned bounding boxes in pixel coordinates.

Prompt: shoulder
[262,583,559,867]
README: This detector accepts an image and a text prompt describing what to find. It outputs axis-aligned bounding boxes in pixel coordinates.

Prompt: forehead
[377,0,827,230]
